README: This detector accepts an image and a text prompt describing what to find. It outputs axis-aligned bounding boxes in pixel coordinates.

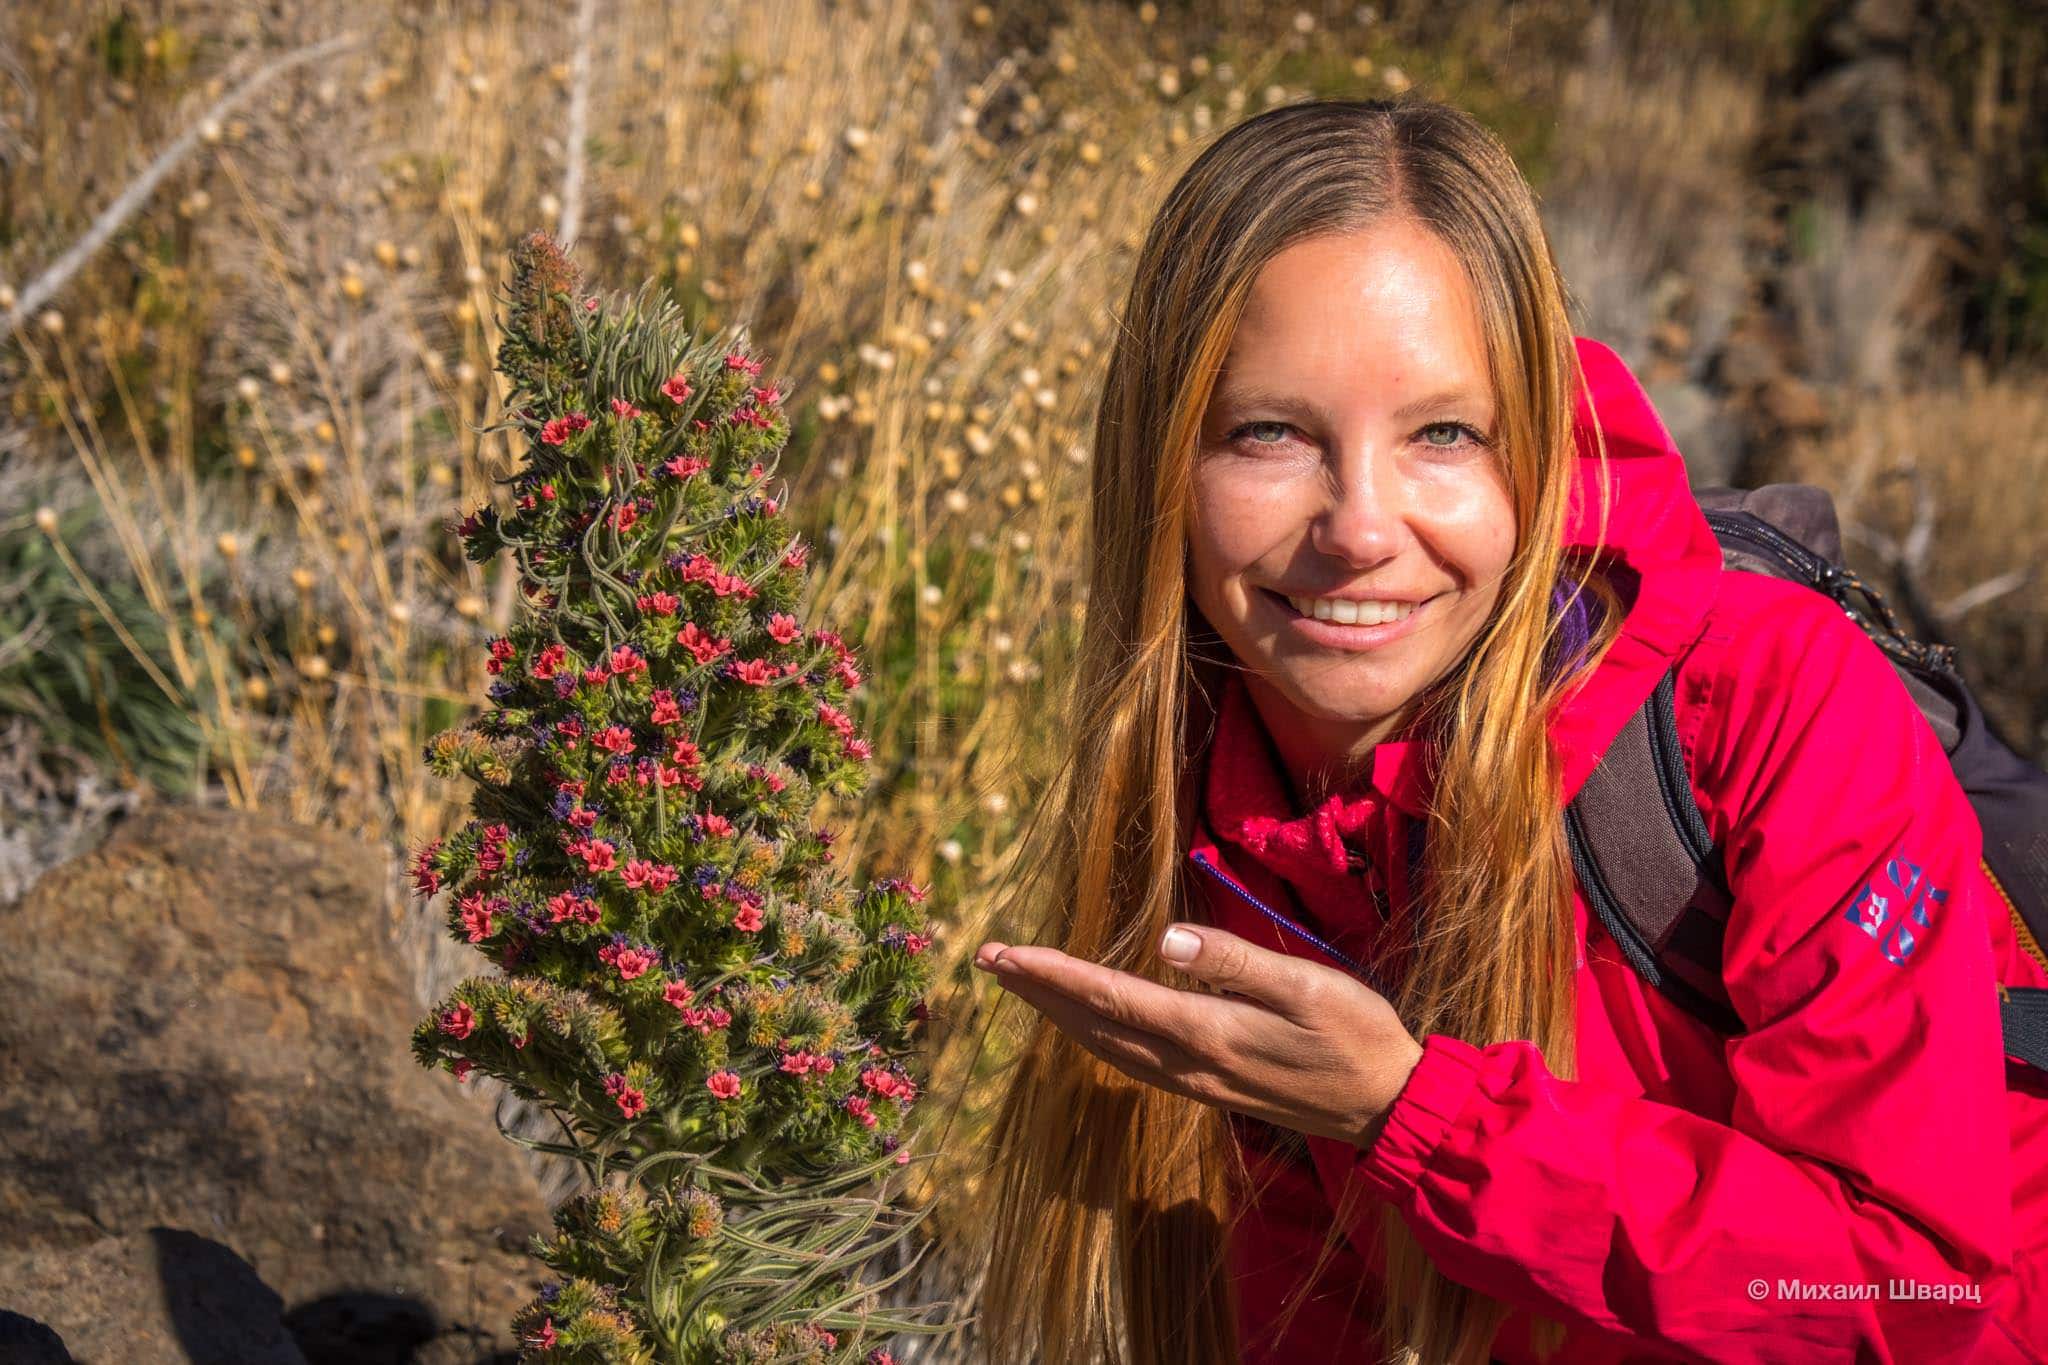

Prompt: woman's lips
[1264,587,1440,650]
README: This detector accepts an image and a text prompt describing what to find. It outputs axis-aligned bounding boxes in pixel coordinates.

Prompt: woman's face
[1187,221,1518,778]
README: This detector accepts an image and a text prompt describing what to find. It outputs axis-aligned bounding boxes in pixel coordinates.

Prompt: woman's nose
[1310,455,1405,565]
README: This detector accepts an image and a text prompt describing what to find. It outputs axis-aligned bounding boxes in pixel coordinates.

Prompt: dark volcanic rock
[0,1229,308,1364]
[0,806,549,1363]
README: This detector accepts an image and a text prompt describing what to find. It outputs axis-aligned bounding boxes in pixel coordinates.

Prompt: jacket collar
[1188,336,1723,888]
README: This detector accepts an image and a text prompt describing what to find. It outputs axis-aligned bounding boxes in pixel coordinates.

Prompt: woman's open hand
[973,924,1425,1150]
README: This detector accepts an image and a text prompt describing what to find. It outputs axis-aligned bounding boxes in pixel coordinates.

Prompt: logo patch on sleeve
[1841,854,1949,967]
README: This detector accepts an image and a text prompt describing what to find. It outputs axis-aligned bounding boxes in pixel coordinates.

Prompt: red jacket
[1184,336,2048,1363]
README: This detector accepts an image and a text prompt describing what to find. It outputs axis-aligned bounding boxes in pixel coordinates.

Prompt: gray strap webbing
[1566,668,1741,1033]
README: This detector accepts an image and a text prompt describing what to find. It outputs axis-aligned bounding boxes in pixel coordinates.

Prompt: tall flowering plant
[411,232,952,1363]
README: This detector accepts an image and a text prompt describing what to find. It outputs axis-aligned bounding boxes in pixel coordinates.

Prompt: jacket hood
[1186,336,1725,906]
[1549,334,1724,805]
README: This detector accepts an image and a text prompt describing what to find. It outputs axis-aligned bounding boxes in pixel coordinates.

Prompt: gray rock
[0,806,549,1363]
[0,1229,308,1364]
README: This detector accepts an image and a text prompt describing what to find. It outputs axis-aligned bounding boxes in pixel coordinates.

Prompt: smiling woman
[964,93,2044,1365]
[965,94,1616,1365]
[1185,223,1519,795]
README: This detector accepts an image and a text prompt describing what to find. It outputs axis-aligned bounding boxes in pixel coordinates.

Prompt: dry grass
[1780,357,2048,755]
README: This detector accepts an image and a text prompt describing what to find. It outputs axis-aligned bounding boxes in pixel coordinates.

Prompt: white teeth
[1285,594,1422,626]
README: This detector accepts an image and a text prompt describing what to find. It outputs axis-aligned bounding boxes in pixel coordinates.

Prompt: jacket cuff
[1352,1031,1484,1202]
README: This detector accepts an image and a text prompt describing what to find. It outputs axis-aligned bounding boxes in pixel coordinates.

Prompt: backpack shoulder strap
[1568,657,2048,1074]
[1564,665,1743,1036]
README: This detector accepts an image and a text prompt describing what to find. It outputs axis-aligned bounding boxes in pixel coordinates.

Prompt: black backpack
[1565,483,2048,1077]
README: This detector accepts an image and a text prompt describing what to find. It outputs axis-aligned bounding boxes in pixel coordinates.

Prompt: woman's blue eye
[1421,421,1485,448]
[1222,420,1489,452]
[1230,421,1292,447]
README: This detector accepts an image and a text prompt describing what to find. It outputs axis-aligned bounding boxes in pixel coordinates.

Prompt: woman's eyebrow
[1211,387,1323,421]
[1211,385,1490,422]
[1391,386,1490,421]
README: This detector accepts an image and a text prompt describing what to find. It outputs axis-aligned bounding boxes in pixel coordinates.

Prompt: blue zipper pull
[1187,849,1389,996]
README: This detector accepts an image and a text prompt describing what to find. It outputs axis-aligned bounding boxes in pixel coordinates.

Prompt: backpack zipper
[1187,848,1388,995]
[1704,507,1959,676]
[1703,508,1837,586]
[1986,856,2048,980]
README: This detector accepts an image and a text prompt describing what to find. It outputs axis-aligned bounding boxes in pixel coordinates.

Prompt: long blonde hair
[970,95,1625,1365]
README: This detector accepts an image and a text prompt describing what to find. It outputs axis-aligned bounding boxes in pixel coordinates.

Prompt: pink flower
[724,352,763,376]
[767,613,801,644]
[608,645,647,680]
[710,571,754,599]
[844,1095,877,1129]
[531,643,567,679]
[663,978,696,1010]
[604,1075,647,1118]
[701,812,733,838]
[834,659,863,691]
[731,657,776,687]
[846,737,872,761]
[540,411,591,445]
[459,893,496,943]
[733,904,764,933]
[612,945,658,980]
[612,501,638,533]
[610,396,641,419]
[547,890,600,925]
[783,544,808,570]
[817,703,854,737]
[593,725,635,755]
[664,454,708,479]
[570,837,617,873]
[452,1059,475,1082]
[637,590,679,616]
[670,737,702,768]
[706,1069,742,1099]
[409,840,443,897]
[676,622,731,665]
[620,859,677,893]
[439,1003,476,1039]
[662,374,695,403]
[649,690,682,726]
[531,1318,558,1350]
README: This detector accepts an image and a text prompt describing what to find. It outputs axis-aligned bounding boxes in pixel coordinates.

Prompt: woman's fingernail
[1160,925,1201,965]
